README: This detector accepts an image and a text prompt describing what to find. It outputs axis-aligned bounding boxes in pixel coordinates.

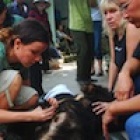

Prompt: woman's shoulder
[126,22,140,39]
[126,22,138,31]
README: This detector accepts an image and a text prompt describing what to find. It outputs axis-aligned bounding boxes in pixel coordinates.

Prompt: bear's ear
[74,94,91,108]
[79,98,92,108]
[80,84,95,94]
[74,93,84,101]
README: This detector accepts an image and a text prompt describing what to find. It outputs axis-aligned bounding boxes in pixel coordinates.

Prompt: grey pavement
[42,60,109,94]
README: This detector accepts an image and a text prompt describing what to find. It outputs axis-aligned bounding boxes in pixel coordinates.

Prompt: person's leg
[42,49,50,73]
[97,59,103,76]
[71,30,93,83]
[125,112,140,140]
[0,70,22,109]
[13,86,38,110]
[49,46,61,59]
[30,62,44,96]
[87,32,94,78]
[91,22,95,75]
[0,70,38,110]
[93,21,103,76]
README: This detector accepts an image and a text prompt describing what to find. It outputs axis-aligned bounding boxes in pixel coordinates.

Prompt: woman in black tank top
[94,1,140,139]
[100,0,140,93]
[92,0,140,136]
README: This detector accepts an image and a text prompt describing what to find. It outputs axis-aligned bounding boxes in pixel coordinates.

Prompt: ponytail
[0,28,18,48]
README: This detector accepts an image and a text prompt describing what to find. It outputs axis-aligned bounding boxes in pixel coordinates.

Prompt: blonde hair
[0,28,18,48]
[100,0,127,36]
[0,19,49,50]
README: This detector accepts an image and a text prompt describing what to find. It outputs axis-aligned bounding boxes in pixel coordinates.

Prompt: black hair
[13,19,49,45]
[0,1,14,27]
[0,1,6,14]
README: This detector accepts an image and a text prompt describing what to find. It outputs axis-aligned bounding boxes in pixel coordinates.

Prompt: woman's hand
[92,101,110,115]
[30,98,58,122]
[30,105,56,122]
[48,98,59,109]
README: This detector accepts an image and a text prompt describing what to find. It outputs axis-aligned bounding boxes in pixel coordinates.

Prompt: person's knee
[9,73,22,99]
[18,94,39,109]
[125,113,140,140]
[0,73,22,109]
[11,73,22,86]
[94,49,102,59]
[27,94,39,107]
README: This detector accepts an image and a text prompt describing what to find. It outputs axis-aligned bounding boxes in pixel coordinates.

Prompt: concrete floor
[42,61,109,94]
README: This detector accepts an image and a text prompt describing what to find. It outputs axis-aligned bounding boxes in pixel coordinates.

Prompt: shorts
[0,70,38,107]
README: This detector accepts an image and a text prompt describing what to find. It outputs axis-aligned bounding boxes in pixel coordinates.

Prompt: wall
[47,0,56,44]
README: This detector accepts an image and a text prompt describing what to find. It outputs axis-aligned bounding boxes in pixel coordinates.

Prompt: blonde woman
[99,0,140,93]
[93,0,140,116]
[101,0,140,139]
[92,0,140,138]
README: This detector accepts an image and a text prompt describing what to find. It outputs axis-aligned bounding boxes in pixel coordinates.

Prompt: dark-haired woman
[28,0,52,96]
[0,19,58,138]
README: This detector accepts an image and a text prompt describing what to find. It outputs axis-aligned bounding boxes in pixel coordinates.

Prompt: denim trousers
[93,21,102,60]
[125,112,140,140]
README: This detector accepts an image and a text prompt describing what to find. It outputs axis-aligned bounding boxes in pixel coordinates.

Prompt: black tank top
[133,43,140,59]
[114,32,126,71]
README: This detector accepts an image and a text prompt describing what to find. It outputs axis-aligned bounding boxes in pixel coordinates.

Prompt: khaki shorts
[0,70,38,107]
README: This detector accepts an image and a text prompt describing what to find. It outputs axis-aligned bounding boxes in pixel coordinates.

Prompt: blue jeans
[125,112,140,140]
[93,21,102,60]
